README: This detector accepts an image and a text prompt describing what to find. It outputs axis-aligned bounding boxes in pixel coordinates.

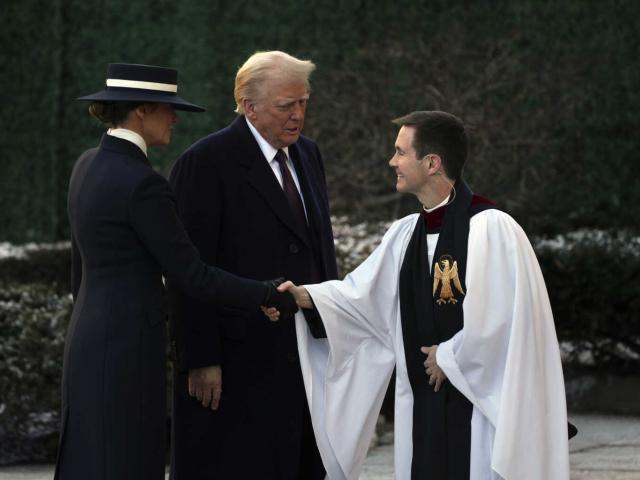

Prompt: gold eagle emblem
[433,255,465,305]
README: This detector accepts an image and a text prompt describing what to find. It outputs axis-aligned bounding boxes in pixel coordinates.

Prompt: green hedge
[0,283,71,464]
[1,1,639,242]
[1,224,638,463]
[0,247,70,294]
[0,245,71,463]
[537,232,640,370]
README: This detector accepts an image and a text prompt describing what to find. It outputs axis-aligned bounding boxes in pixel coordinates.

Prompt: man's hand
[421,345,447,392]
[188,365,222,410]
[261,306,280,321]
[262,278,298,319]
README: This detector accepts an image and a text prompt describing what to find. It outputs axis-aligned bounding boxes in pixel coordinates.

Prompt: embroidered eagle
[433,255,465,305]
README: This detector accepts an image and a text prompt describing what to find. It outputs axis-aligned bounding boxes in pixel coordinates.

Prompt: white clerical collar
[424,194,450,213]
[245,117,290,162]
[107,128,148,157]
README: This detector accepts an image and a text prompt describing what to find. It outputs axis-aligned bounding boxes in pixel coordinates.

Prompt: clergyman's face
[246,79,309,149]
[389,126,429,195]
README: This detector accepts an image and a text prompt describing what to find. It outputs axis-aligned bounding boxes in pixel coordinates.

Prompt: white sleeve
[436,210,570,480]
[296,215,416,480]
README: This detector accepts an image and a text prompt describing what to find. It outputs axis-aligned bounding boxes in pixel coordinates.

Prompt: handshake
[260,278,312,321]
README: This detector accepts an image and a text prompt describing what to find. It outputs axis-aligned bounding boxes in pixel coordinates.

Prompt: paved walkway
[1,414,638,479]
[360,413,640,479]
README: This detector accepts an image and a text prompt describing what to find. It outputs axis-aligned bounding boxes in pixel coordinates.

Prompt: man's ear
[243,99,257,120]
[424,154,443,175]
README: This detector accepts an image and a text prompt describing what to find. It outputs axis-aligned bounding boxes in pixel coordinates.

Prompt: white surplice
[295,209,570,480]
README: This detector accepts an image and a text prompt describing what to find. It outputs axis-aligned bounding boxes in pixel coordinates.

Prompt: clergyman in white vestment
[273,111,571,480]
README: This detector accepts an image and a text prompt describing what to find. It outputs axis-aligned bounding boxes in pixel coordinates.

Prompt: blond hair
[234,51,316,114]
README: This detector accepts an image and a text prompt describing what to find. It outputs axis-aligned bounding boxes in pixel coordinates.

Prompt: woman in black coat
[54,63,295,480]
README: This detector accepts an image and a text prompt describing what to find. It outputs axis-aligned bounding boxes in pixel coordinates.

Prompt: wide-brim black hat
[77,63,205,112]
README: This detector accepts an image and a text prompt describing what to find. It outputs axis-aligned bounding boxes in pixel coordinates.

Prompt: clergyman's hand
[262,278,298,319]
[421,345,447,392]
[277,281,313,309]
[188,365,222,410]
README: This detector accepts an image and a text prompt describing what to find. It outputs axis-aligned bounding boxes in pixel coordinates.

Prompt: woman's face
[140,103,177,147]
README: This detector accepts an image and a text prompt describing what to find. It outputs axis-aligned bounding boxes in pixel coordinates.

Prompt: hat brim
[77,87,205,112]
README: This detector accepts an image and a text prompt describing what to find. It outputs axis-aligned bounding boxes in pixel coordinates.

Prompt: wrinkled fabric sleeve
[296,216,417,480]
[167,150,225,370]
[129,172,267,313]
[436,210,570,480]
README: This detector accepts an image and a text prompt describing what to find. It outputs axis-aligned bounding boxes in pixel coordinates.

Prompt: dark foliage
[1,234,638,463]
[0,249,70,293]
[538,235,640,371]
[0,283,70,464]
[1,0,639,464]
[1,1,638,242]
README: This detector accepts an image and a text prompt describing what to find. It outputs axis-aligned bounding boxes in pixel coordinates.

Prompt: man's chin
[270,132,300,148]
[281,133,301,147]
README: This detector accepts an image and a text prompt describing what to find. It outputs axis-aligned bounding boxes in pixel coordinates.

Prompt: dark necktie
[274,149,307,227]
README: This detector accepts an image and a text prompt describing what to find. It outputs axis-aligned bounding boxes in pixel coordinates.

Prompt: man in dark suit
[169,51,337,480]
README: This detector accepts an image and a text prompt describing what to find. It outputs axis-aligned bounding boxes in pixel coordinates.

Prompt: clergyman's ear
[428,154,443,174]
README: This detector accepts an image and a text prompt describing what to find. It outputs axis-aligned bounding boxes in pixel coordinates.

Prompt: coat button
[289,243,299,254]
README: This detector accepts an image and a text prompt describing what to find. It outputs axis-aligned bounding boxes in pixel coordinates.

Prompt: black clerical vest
[399,180,495,480]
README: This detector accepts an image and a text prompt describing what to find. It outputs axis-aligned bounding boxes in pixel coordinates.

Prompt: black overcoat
[168,116,338,479]
[55,134,267,480]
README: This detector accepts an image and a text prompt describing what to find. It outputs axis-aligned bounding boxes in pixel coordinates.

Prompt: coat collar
[107,128,148,156]
[99,133,150,166]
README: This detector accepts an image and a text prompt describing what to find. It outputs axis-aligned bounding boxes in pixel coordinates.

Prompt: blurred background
[1,0,638,467]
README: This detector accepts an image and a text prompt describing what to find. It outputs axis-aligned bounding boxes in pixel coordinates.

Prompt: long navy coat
[55,134,268,480]
[168,116,338,479]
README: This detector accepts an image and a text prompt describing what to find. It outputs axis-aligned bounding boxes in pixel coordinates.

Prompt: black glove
[262,277,299,319]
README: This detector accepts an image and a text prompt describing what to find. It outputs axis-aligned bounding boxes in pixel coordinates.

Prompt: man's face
[245,79,309,149]
[389,126,429,195]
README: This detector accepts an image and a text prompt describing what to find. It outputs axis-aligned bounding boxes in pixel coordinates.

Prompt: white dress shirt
[245,117,308,219]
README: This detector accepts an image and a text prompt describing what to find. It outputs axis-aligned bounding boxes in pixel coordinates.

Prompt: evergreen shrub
[537,231,640,370]
[0,283,71,464]
[0,224,637,463]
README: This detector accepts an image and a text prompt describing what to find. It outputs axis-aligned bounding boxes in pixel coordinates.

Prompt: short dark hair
[392,111,468,180]
[88,101,144,127]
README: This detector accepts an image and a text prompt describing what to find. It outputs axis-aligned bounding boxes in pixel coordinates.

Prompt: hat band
[106,78,178,93]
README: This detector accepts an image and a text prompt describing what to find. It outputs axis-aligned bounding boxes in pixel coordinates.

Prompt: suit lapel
[231,117,311,248]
